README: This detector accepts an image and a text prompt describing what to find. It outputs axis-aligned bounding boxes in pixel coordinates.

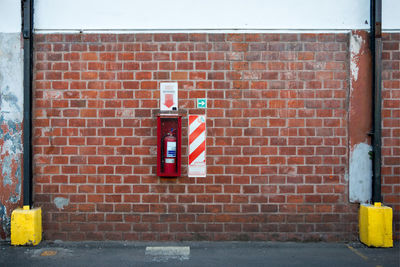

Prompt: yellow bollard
[11,206,42,246]
[359,202,393,247]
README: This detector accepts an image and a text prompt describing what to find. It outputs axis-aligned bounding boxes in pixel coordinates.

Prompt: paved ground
[0,240,399,267]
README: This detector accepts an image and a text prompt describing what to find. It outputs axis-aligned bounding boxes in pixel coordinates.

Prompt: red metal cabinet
[157,114,181,177]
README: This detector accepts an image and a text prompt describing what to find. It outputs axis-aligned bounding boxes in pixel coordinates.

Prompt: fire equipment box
[157,114,182,177]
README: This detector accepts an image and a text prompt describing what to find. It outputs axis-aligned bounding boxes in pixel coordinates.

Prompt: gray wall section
[0,33,23,239]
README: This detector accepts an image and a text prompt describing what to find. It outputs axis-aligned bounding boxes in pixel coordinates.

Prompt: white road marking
[145,246,190,261]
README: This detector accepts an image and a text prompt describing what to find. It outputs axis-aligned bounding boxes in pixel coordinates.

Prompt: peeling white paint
[281,166,296,175]
[54,197,69,209]
[116,109,135,117]
[350,33,363,84]
[1,138,22,156]
[0,32,24,238]
[349,142,372,203]
[44,91,62,99]
[0,204,9,233]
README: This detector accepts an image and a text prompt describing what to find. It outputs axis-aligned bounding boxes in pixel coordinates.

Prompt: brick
[159,62,175,70]
[232,43,248,52]
[136,53,152,61]
[31,32,384,242]
[298,52,315,60]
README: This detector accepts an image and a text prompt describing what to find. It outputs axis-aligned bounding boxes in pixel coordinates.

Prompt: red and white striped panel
[188,115,206,176]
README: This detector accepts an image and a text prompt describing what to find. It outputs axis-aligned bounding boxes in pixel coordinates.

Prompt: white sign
[188,115,206,177]
[160,82,178,111]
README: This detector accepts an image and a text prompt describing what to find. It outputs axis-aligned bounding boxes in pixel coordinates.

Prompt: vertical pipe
[371,0,382,203]
[23,0,33,207]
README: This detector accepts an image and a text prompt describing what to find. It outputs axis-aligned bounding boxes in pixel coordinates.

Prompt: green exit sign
[197,98,207,108]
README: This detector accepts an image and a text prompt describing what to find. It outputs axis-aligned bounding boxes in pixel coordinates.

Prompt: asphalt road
[1,241,399,267]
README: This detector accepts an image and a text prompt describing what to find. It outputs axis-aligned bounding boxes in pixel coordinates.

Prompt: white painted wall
[383,0,400,30]
[32,0,375,31]
[0,0,395,32]
[33,0,400,32]
[0,0,21,33]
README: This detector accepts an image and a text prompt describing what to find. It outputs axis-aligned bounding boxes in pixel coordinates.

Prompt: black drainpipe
[370,0,382,204]
[22,0,34,208]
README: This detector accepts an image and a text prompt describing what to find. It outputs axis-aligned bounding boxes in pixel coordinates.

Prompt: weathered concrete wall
[0,33,24,239]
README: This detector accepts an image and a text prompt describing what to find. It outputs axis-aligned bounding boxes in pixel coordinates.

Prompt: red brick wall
[382,33,400,240]
[33,33,360,241]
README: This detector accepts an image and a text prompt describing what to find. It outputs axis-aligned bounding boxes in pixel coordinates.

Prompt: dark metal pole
[23,0,34,207]
[371,0,382,203]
